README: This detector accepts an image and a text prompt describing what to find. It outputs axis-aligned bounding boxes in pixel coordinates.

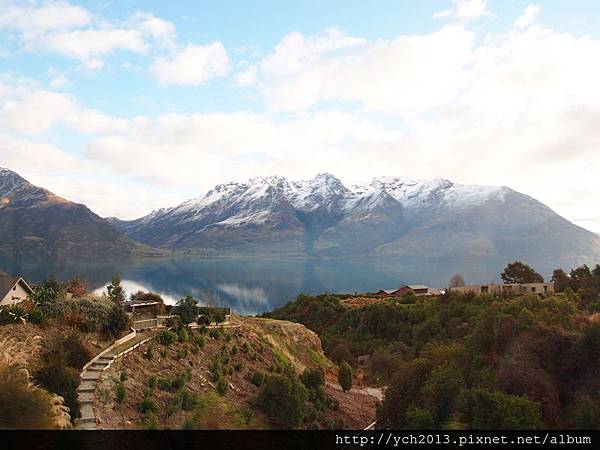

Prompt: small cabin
[0,271,34,306]
[376,284,439,298]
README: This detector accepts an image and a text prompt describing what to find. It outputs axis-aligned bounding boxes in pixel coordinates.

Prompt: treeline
[265,274,600,429]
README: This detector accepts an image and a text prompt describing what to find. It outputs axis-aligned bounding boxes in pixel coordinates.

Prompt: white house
[0,271,34,306]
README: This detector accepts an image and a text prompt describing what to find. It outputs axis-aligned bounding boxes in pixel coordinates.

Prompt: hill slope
[111,173,600,266]
[0,168,159,261]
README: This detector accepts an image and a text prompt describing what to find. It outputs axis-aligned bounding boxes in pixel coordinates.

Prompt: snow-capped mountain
[110,173,600,265]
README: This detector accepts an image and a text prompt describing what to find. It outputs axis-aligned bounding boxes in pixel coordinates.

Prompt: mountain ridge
[108,173,600,266]
[0,167,161,261]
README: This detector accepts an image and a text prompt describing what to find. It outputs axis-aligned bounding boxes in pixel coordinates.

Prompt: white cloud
[0,1,178,69]
[151,43,230,86]
[514,5,542,29]
[0,87,128,134]
[248,26,474,113]
[0,0,91,36]
[433,0,491,21]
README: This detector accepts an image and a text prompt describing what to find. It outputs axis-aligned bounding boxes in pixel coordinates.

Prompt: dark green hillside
[265,281,600,429]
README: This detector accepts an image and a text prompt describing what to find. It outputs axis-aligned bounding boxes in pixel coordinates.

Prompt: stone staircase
[75,331,155,429]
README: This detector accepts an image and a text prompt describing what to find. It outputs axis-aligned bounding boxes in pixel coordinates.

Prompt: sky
[0,0,599,231]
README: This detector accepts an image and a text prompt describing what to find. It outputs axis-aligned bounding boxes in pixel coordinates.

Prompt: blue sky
[1,0,600,231]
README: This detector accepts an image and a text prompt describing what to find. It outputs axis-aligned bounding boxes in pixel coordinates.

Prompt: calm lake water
[0,255,514,315]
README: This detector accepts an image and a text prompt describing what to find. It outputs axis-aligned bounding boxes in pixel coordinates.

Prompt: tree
[301,367,325,389]
[258,373,308,428]
[457,388,542,429]
[107,274,125,304]
[450,274,466,288]
[175,295,199,325]
[551,269,570,293]
[63,277,88,298]
[338,361,353,392]
[501,262,544,284]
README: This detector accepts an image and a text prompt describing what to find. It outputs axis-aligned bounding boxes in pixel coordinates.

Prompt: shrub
[338,361,353,392]
[301,367,325,389]
[157,330,177,346]
[115,382,127,403]
[405,407,436,429]
[178,327,189,342]
[138,397,158,415]
[174,296,198,325]
[234,362,243,372]
[194,335,205,348]
[176,348,188,360]
[60,332,93,370]
[457,388,542,429]
[209,328,223,339]
[241,342,250,353]
[148,376,157,389]
[225,333,232,343]
[258,373,308,428]
[102,304,130,338]
[216,377,228,396]
[34,344,81,419]
[250,371,265,387]
[145,346,154,360]
[198,325,208,335]
[120,370,128,382]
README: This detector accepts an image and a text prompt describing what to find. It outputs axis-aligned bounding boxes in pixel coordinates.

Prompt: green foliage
[405,407,436,429]
[501,261,544,284]
[258,373,308,428]
[171,389,200,411]
[209,327,224,339]
[338,361,353,392]
[157,329,177,346]
[177,327,189,342]
[34,335,89,419]
[250,371,265,387]
[457,388,542,429]
[301,367,325,389]
[102,303,130,338]
[176,347,188,360]
[216,377,228,396]
[138,397,158,415]
[148,376,157,390]
[107,273,125,304]
[120,370,128,382]
[115,382,127,403]
[174,296,198,325]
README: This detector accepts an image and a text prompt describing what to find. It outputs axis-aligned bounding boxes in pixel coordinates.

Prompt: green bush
[250,371,265,387]
[115,383,126,403]
[34,343,81,419]
[258,373,308,428]
[174,296,198,325]
[338,361,353,392]
[301,367,325,389]
[178,327,189,342]
[120,370,128,382]
[157,330,177,346]
[457,388,542,429]
[176,347,188,360]
[194,335,205,348]
[138,397,158,415]
[216,377,228,396]
[102,304,130,338]
[148,376,157,390]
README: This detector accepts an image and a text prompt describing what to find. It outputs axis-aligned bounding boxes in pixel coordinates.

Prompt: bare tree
[449,274,466,288]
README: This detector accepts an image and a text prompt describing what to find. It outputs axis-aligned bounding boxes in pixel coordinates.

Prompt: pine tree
[338,361,353,392]
[107,273,125,304]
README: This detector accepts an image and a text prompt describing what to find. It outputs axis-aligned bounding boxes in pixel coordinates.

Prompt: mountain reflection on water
[1,255,510,315]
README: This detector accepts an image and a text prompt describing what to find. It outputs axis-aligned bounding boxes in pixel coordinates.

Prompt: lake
[0,255,515,315]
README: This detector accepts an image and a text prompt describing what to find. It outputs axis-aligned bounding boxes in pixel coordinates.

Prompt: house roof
[0,275,34,300]
[406,285,429,290]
